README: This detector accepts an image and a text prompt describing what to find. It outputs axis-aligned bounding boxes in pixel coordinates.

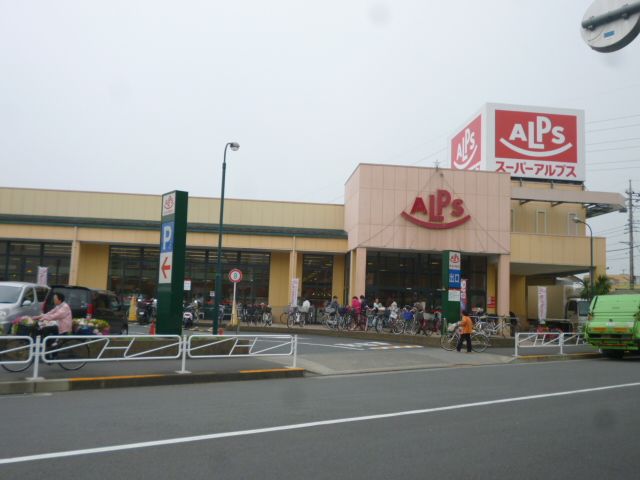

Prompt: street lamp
[213,142,240,333]
[574,217,594,299]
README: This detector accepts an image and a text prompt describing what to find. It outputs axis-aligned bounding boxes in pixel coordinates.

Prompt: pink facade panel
[344,164,511,254]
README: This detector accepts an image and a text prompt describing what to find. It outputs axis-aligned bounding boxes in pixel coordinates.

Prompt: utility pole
[626,180,640,290]
[630,180,635,289]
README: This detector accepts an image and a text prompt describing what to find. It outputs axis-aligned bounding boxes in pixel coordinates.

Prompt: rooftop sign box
[450,103,585,183]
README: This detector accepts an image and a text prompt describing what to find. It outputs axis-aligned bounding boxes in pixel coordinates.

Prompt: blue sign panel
[161,221,175,253]
[449,270,461,289]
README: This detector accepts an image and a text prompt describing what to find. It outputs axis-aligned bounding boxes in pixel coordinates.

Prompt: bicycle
[475,315,509,337]
[440,327,489,353]
[320,309,343,330]
[286,306,305,328]
[1,334,90,373]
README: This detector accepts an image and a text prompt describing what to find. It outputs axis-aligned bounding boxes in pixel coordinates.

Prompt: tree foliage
[580,274,612,298]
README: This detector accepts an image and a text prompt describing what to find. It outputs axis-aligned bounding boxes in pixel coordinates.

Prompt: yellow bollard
[128,296,138,322]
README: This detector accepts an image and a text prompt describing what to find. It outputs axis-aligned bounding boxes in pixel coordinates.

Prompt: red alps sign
[451,114,482,170]
[450,104,584,182]
[495,110,577,163]
[401,189,471,229]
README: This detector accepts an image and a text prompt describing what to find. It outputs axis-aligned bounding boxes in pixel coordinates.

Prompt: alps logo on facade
[401,189,471,229]
[451,115,482,170]
[495,110,577,163]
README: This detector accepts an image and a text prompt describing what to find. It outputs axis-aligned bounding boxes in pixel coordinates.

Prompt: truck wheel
[602,349,624,359]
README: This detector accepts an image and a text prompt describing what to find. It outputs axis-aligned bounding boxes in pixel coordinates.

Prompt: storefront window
[0,241,70,284]
[108,247,270,305]
[301,254,333,306]
[365,251,486,310]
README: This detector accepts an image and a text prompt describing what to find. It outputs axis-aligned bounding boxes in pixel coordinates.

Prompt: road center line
[1,382,639,465]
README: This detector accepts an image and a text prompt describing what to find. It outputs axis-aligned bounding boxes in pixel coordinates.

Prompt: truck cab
[584,294,640,359]
[565,298,590,332]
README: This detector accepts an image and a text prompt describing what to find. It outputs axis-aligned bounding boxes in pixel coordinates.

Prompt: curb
[227,325,516,348]
[513,352,601,362]
[0,368,305,396]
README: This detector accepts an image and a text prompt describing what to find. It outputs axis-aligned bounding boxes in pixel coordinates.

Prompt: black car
[44,285,128,335]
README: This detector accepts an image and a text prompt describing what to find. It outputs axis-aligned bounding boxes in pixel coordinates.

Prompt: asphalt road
[1,356,638,479]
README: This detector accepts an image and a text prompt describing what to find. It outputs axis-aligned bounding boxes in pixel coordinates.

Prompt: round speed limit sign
[228,268,243,283]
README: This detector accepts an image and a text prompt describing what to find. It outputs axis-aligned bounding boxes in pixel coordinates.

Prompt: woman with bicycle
[456,310,473,353]
[33,292,72,336]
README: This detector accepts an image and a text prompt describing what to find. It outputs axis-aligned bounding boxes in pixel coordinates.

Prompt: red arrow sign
[161,256,171,279]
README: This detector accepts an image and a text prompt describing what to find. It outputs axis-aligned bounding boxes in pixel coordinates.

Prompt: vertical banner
[37,266,48,285]
[157,190,188,335]
[460,278,468,312]
[537,287,547,321]
[290,278,299,306]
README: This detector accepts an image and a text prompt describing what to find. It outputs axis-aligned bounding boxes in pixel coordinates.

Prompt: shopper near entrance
[300,297,311,323]
[34,292,72,335]
[457,310,473,353]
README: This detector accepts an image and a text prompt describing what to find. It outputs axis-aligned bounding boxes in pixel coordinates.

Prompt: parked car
[44,285,128,335]
[0,282,51,334]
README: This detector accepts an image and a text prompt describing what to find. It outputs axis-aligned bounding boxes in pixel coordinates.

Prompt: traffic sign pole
[228,269,243,333]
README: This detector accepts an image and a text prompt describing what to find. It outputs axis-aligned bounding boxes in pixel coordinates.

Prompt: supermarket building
[0,163,624,323]
[0,104,627,322]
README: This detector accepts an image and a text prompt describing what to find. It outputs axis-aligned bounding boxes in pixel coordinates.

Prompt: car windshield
[0,286,21,303]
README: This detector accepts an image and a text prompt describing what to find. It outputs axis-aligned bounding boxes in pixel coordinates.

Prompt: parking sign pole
[157,191,189,335]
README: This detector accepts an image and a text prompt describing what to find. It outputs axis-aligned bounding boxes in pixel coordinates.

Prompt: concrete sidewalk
[0,324,595,395]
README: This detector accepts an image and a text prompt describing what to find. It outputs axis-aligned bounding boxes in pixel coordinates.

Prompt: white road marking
[298,342,364,350]
[1,382,639,465]
[370,345,423,350]
[0,393,52,399]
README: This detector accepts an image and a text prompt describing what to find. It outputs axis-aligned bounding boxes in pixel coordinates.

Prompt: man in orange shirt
[457,310,473,353]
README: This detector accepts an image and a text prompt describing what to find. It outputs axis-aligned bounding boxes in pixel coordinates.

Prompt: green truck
[584,294,640,359]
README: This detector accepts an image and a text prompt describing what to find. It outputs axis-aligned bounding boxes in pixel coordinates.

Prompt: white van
[0,282,51,334]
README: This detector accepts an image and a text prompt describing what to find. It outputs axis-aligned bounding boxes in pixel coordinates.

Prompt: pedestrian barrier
[0,333,297,379]
[0,335,33,369]
[514,332,594,357]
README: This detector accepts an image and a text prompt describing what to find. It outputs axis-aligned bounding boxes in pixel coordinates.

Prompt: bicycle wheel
[286,313,295,328]
[280,312,289,324]
[471,333,489,353]
[0,338,34,373]
[54,339,89,371]
[440,333,457,351]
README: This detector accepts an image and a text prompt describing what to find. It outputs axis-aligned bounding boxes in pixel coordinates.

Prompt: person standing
[457,310,473,353]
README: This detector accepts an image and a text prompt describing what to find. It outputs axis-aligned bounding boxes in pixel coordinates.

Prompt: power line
[591,165,640,172]
[587,113,640,124]
[587,122,640,133]
[587,145,640,154]
[587,136,640,146]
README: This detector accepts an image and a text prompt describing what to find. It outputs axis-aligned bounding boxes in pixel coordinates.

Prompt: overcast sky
[1,1,639,274]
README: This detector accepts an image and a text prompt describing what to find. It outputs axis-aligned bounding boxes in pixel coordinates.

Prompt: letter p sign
[161,221,174,253]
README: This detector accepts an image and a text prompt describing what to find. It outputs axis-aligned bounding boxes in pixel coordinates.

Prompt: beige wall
[511,233,605,273]
[344,165,511,254]
[0,187,344,230]
[77,244,110,289]
[510,275,527,321]
[268,252,290,313]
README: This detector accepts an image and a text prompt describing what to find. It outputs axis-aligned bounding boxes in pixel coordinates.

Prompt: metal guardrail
[0,336,33,369]
[514,332,593,357]
[0,334,297,379]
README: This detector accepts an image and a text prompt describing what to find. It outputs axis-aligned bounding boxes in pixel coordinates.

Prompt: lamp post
[213,142,240,333]
[574,217,594,299]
